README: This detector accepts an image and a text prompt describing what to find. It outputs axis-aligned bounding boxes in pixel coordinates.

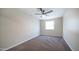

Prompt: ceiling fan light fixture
[40,15,45,18]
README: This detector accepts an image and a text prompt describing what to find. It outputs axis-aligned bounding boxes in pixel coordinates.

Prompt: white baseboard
[2,34,39,51]
[63,37,72,51]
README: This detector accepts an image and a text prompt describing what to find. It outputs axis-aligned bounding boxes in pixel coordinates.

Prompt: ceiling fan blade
[39,8,45,14]
[44,10,53,14]
[35,13,42,15]
[39,8,43,12]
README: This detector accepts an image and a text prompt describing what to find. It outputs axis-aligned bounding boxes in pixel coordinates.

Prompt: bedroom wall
[40,17,63,37]
[63,8,79,50]
[0,8,40,50]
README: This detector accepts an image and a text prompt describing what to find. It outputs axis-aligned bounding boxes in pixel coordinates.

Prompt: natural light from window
[45,21,54,30]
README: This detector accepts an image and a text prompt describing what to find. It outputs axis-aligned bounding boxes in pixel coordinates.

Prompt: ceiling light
[41,15,45,18]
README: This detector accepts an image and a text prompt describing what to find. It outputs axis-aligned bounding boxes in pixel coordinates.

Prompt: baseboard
[40,35,62,38]
[2,34,39,51]
[62,37,72,51]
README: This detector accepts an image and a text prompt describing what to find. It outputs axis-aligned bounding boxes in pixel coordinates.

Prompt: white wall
[63,8,79,51]
[0,9,40,50]
[40,17,63,37]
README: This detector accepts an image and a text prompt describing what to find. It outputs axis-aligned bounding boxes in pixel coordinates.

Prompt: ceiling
[20,8,67,20]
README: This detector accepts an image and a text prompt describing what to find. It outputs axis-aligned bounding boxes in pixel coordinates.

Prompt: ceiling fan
[35,8,53,16]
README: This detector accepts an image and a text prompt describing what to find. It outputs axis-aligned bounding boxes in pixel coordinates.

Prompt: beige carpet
[8,35,71,51]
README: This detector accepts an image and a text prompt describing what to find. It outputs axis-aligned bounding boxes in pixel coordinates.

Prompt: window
[45,21,54,30]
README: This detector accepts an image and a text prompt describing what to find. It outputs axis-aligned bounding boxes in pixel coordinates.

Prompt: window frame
[45,20,55,30]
